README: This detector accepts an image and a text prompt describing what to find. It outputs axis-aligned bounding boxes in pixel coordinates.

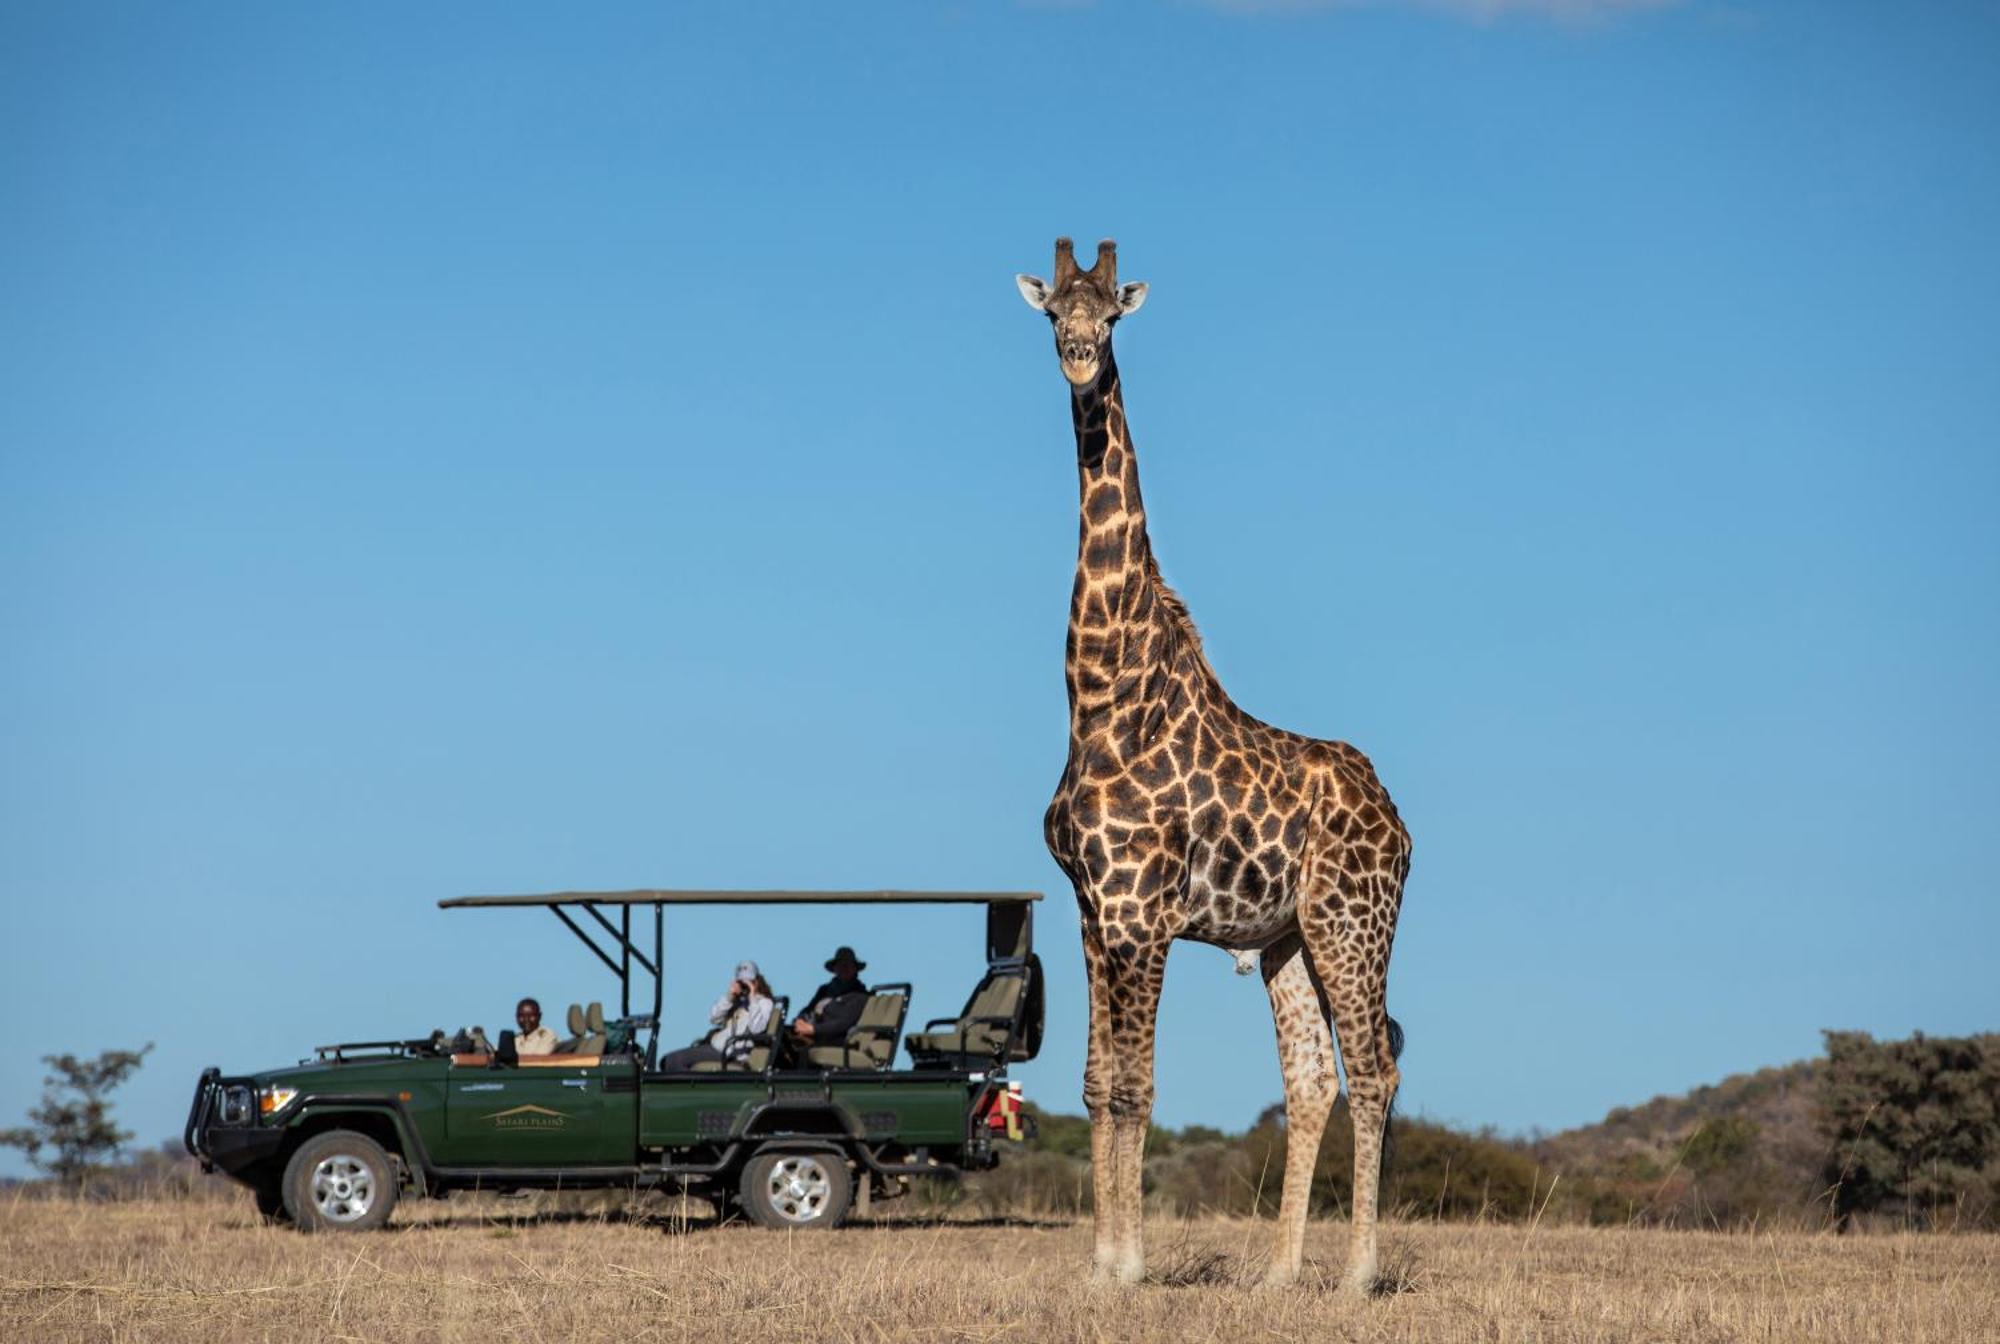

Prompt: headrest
[858,995,903,1026]
[586,1002,605,1033]
[567,1003,585,1035]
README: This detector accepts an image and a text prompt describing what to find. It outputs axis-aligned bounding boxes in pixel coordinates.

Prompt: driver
[514,997,558,1056]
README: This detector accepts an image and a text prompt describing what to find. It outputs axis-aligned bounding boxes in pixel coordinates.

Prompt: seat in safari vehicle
[804,983,911,1071]
[554,1002,608,1054]
[904,900,1044,1070]
[903,961,1042,1069]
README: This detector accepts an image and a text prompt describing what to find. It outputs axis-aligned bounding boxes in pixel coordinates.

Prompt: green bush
[1820,1031,2000,1229]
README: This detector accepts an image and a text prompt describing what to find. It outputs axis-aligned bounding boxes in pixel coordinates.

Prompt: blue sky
[3,0,1996,1171]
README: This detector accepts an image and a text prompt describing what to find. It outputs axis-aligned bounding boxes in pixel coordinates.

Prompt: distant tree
[0,1045,154,1192]
[1818,1031,2000,1229]
[1680,1115,1761,1176]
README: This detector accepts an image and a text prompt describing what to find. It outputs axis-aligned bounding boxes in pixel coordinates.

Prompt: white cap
[735,960,761,982]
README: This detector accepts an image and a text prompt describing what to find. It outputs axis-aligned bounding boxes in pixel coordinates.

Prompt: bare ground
[2,1193,1995,1343]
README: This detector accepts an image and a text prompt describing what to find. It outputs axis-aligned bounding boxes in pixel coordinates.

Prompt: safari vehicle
[185,890,1043,1232]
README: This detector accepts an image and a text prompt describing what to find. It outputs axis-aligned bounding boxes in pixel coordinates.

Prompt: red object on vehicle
[980,1080,1026,1141]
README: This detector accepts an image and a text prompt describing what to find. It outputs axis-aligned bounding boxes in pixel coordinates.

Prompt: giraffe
[1018,238,1411,1294]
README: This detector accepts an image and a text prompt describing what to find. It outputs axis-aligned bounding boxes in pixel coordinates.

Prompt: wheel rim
[309,1154,376,1223]
[763,1155,833,1224]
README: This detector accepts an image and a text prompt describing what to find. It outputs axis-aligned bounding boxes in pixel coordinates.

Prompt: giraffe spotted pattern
[1018,238,1410,1294]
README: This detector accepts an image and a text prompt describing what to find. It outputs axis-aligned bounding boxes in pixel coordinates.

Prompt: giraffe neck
[1064,354,1186,738]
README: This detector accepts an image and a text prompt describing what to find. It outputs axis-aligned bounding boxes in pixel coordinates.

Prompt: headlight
[218,1085,254,1125]
[258,1085,299,1117]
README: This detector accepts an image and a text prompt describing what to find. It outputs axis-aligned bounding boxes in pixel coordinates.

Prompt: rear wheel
[738,1150,852,1230]
[281,1130,399,1233]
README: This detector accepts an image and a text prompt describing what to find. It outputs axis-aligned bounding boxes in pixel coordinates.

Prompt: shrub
[1,1045,154,1194]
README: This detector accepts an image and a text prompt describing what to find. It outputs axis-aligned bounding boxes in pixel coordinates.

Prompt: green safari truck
[185,890,1044,1232]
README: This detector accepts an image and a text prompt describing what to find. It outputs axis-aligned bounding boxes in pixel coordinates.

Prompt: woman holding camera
[657,960,776,1071]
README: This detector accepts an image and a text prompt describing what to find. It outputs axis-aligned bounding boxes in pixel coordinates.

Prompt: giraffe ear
[1116,281,1148,316]
[1016,273,1052,312]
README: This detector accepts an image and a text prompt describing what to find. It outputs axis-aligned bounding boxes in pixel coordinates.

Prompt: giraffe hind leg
[1297,868,1404,1296]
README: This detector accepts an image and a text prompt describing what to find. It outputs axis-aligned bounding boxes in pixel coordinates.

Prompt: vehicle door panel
[443,1058,633,1166]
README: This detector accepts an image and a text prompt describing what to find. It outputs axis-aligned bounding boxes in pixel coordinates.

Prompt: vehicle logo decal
[482,1103,569,1130]
[458,1083,504,1093]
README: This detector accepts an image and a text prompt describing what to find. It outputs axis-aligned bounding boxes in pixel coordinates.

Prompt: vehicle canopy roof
[439,890,1041,908]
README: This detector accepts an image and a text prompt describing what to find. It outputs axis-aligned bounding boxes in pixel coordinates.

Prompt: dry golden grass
[3,1191,1996,1343]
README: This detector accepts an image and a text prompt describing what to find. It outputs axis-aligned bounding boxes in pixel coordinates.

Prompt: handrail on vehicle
[312,1038,442,1063]
[183,1067,220,1168]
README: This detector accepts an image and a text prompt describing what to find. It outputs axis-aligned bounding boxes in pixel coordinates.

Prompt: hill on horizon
[1537,1055,1824,1173]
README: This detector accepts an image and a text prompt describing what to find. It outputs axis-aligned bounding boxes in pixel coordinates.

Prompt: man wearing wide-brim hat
[791,946,871,1044]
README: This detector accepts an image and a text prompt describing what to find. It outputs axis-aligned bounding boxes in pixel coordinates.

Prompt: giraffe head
[1016,237,1148,389]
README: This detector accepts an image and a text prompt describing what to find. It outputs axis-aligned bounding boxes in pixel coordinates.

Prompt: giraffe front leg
[1256,932,1339,1290]
[1100,930,1170,1286]
[1077,916,1121,1283]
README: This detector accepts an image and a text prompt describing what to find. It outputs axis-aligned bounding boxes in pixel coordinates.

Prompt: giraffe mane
[1143,552,1221,685]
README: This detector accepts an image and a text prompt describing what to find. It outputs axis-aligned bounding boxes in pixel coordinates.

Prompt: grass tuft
[1152,1243,1239,1288]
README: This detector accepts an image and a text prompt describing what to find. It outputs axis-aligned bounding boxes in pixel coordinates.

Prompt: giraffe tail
[1376,1012,1408,1184]
[1383,1014,1406,1170]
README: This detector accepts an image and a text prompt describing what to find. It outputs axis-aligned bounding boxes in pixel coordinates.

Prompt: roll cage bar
[436,890,1043,1069]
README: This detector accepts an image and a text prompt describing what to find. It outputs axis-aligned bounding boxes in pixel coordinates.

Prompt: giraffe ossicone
[1022,237,1410,1295]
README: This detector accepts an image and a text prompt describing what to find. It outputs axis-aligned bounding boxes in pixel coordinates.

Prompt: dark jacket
[801,975,870,1042]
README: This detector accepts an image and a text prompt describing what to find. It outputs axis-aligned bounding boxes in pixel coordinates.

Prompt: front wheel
[738,1150,852,1230]
[281,1130,400,1233]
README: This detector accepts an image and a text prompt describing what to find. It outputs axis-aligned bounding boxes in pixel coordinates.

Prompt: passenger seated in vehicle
[657,960,776,1071]
[789,946,870,1047]
[514,997,558,1057]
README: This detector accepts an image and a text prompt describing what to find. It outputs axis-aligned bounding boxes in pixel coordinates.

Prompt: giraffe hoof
[1090,1256,1144,1287]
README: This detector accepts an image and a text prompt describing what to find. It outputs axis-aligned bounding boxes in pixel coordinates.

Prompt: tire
[738,1149,853,1230]
[281,1130,400,1233]
[253,1180,292,1225]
